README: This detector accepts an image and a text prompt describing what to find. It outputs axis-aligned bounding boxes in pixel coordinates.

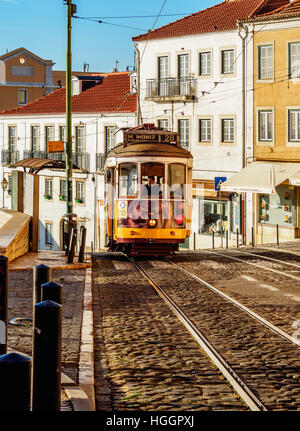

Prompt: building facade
[222,0,300,245]
[133,0,289,247]
[0,71,137,251]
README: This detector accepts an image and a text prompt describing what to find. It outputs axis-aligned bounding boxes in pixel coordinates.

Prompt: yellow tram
[104,124,193,255]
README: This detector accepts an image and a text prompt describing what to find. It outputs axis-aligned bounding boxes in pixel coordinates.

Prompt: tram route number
[117,201,128,219]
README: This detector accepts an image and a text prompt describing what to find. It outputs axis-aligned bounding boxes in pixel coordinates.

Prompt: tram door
[105,167,115,245]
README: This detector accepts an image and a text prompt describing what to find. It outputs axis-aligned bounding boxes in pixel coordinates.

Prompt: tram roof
[106,142,193,159]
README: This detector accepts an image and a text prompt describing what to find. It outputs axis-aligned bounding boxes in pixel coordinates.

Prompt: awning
[221,161,300,194]
[289,170,300,186]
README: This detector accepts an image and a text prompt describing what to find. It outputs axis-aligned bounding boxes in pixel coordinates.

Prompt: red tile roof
[132,0,289,41]
[0,72,136,116]
[262,0,300,16]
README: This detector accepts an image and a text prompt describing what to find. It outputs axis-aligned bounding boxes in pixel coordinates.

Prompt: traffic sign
[214,177,227,191]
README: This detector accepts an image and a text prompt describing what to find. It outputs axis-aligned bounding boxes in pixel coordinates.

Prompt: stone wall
[0,210,31,262]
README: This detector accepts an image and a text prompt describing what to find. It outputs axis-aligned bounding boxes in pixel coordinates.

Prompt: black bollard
[226,230,229,249]
[33,264,51,305]
[252,227,255,248]
[67,227,77,264]
[78,226,87,263]
[236,229,239,248]
[212,231,215,250]
[276,224,279,246]
[41,281,63,305]
[32,300,62,411]
[0,256,8,355]
[0,352,32,411]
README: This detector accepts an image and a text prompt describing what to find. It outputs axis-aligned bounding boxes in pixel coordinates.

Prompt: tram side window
[119,163,138,197]
[168,164,186,198]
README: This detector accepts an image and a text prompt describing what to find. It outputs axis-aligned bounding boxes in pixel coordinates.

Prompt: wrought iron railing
[1,150,21,166]
[146,77,197,98]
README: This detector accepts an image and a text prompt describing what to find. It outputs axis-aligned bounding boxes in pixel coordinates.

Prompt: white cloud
[1,0,18,3]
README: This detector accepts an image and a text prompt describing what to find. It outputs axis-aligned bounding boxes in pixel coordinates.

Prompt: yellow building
[253,1,300,243]
[223,1,300,244]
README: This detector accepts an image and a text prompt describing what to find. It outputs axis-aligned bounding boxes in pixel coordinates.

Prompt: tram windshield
[119,163,138,197]
[168,163,186,199]
[141,163,164,198]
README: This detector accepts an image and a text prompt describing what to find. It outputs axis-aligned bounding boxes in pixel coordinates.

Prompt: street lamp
[1,177,8,209]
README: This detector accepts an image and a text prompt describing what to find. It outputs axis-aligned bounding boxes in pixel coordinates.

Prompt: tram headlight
[148,219,157,227]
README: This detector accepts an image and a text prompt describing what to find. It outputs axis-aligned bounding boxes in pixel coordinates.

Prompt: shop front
[221,161,300,245]
[192,180,241,238]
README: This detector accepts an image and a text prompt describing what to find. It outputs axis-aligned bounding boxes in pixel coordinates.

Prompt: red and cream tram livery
[104,124,193,255]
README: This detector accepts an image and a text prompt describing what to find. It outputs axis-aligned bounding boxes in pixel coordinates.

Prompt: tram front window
[119,163,138,197]
[141,163,164,198]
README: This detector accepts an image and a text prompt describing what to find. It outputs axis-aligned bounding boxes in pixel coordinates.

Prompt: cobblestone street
[92,258,247,411]
[7,267,85,384]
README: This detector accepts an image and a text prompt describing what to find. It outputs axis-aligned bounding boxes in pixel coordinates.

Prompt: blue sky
[0,0,220,72]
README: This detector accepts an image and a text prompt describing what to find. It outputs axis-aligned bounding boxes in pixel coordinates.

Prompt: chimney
[113,60,119,72]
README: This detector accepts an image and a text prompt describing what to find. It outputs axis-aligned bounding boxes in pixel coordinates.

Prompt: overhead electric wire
[80,14,194,19]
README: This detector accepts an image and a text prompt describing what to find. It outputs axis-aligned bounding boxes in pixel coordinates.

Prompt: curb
[77,267,95,410]
[8,262,92,271]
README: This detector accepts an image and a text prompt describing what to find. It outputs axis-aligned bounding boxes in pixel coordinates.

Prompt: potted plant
[75,198,83,204]
[59,194,66,201]
[44,194,51,200]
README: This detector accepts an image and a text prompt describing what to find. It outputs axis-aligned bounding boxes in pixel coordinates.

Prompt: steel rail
[165,258,300,348]
[129,257,267,412]
[219,248,300,270]
[204,249,300,282]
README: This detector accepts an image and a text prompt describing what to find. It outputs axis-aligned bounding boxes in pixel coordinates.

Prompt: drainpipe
[133,43,142,126]
[238,22,248,245]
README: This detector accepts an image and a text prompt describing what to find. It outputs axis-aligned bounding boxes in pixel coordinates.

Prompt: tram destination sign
[124,130,180,146]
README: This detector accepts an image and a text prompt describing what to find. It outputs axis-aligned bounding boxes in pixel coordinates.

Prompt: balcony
[1,150,21,166]
[146,77,197,102]
[22,150,90,172]
[96,153,106,173]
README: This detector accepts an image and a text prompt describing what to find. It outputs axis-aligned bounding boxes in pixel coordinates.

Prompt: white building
[0,71,137,251]
[132,0,289,247]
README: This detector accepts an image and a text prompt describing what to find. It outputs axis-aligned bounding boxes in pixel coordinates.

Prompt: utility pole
[64,0,77,250]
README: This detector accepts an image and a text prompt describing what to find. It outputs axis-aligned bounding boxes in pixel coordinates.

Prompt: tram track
[130,256,300,411]
[205,249,300,281]
[129,257,266,412]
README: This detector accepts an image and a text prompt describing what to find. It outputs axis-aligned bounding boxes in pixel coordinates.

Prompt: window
[178,54,189,95]
[289,42,300,79]
[258,45,273,80]
[45,223,53,245]
[75,181,85,203]
[59,179,66,200]
[18,89,27,105]
[105,126,117,153]
[75,126,85,153]
[31,126,39,152]
[8,126,17,151]
[199,52,211,76]
[44,178,53,199]
[158,56,168,96]
[45,126,54,151]
[178,119,190,149]
[221,118,234,142]
[119,163,138,197]
[258,110,273,141]
[59,126,66,142]
[199,119,212,142]
[158,119,168,129]
[222,49,234,74]
[288,110,300,142]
